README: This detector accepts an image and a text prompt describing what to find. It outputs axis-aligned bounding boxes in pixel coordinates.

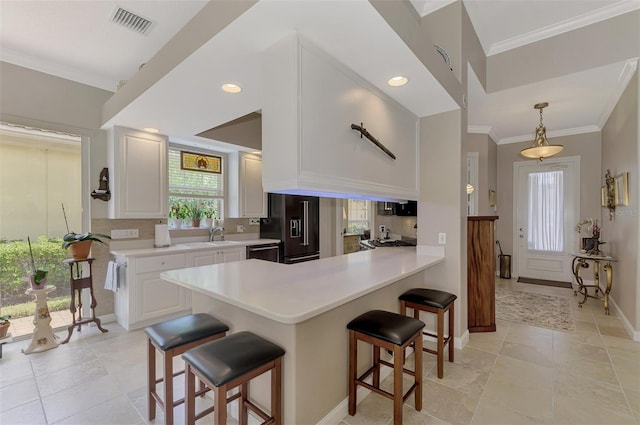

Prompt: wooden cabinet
[467,216,498,333]
[343,234,360,254]
[108,126,168,219]
[227,152,267,218]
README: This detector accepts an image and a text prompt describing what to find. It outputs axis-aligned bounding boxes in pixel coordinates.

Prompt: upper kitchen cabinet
[261,34,420,202]
[227,151,267,218]
[107,126,168,219]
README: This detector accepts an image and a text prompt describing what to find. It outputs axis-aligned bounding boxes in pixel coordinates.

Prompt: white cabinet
[114,246,246,330]
[189,246,246,266]
[227,152,267,218]
[115,253,190,330]
[108,126,168,219]
[262,34,419,201]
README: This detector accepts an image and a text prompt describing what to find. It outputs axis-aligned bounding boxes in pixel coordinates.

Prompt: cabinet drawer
[136,254,186,273]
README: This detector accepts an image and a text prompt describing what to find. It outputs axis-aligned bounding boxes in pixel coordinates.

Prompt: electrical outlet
[236,225,244,233]
[438,232,446,244]
[111,229,139,239]
[249,218,260,225]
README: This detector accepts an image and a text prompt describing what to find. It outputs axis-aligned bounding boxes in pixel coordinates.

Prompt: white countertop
[110,239,280,257]
[161,248,444,324]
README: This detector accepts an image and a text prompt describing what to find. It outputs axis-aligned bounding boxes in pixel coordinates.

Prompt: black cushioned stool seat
[399,288,457,379]
[347,310,425,425]
[182,331,285,425]
[145,314,229,425]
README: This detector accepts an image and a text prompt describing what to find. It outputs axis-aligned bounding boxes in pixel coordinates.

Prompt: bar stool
[145,313,229,425]
[399,288,457,379]
[182,331,285,425]
[347,310,425,425]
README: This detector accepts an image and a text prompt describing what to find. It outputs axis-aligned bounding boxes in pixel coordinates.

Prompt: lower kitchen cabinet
[114,246,246,330]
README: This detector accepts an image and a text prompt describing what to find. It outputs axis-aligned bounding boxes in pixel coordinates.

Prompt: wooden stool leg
[214,385,227,425]
[373,345,380,388]
[185,363,195,425]
[392,344,404,425]
[348,331,357,416]
[240,381,249,425]
[272,357,283,425]
[449,304,455,363]
[414,333,423,411]
[147,339,156,420]
[437,309,444,379]
[163,349,174,425]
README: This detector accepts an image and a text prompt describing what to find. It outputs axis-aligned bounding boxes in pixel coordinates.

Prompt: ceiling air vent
[111,7,153,35]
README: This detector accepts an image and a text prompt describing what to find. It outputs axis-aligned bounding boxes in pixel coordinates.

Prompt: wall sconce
[466,184,475,194]
[604,169,616,220]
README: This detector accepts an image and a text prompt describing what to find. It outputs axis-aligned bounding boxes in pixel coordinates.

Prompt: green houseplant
[61,203,110,259]
[27,236,48,289]
[0,315,10,339]
[187,200,205,228]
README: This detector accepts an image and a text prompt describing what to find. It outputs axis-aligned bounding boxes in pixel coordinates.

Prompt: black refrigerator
[259,194,320,264]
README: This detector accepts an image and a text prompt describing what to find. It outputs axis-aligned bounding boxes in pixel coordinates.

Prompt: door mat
[496,286,576,332]
[517,276,572,289]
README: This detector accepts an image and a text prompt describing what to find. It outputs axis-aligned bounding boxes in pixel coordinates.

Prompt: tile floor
[0,278,638,425]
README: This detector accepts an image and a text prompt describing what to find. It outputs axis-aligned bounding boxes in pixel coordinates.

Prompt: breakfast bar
[161,247,444,424]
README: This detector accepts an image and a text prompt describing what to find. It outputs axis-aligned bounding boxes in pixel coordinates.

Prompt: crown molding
[410,0,457,17]
[467,125,500,143]
[488,0,640,56]
[598,58,639,128]
[1,47,115,92]
[497,125,601,145]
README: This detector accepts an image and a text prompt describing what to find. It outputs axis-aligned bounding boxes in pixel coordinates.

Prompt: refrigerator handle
[302,200,309,246]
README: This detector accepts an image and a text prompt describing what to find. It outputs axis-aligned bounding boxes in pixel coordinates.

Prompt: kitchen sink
[178,241,240,248]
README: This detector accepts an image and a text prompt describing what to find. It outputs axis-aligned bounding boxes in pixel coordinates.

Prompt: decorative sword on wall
[350,122,396,160]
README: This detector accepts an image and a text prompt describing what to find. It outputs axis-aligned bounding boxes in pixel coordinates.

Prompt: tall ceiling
[0,0,638,149]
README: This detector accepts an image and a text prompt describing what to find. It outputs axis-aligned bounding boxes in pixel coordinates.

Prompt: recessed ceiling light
[222,83,242,93]
[144,127,159,133]
[387,76,408,87]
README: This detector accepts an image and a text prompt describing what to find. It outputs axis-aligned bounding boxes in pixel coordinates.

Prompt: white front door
[515,156,579,282]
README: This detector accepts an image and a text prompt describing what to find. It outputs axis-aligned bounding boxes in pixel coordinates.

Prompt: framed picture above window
[180,151,222,173]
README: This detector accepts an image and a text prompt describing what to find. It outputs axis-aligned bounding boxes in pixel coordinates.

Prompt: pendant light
[520,102,563,161]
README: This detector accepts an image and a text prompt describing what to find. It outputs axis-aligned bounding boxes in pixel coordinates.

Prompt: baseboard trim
[99,313,117,324]
[609,297,640,341]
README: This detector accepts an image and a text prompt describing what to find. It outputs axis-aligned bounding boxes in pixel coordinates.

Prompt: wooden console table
[571,252,616,315]
[467,216,499,332]
[23,285,60,354]
[61,258,108,344]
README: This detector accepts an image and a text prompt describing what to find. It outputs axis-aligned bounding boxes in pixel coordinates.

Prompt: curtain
[528,170,564,252]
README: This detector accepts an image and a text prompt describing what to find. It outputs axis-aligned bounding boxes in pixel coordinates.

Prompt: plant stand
[22,285,60,354]
[60,258,108,344]
[0,334,13,358]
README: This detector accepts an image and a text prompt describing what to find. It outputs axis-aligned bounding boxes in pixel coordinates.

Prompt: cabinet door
[220,247,246,263]
[136,271,189,323]
[228,152,267,218]
[190,251,221,267]
[109,126,168,219]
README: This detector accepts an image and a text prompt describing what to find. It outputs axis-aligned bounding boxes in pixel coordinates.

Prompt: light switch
[438,233,446,244]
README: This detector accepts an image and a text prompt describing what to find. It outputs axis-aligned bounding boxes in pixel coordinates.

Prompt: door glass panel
[527,170,564,252]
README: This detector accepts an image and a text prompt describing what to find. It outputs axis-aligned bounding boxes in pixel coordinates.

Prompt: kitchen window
[168,146,225,227]
[346,199,371,234]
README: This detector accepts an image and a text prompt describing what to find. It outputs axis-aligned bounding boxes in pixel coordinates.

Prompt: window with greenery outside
[347,200,370,234]
[168,147,224,228]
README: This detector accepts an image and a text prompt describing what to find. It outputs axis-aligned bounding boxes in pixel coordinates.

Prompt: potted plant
[61,203,110,259]
[27,236,48,289]
[204,205,215,228]
[187,200,205,228]
[0,315,10,339]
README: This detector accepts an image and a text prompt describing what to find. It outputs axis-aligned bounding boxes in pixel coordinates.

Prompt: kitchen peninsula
[161,247,444,424]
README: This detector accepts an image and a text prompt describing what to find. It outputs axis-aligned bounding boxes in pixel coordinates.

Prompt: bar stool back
[145,313,229,424]
[399,288,457,379]
[347,310,425,425]
[182,331,285,425]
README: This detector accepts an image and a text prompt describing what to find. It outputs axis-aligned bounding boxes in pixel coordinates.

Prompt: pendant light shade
[520,102,563,161]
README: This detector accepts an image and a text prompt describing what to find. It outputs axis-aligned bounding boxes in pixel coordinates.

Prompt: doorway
[514,156,580,282]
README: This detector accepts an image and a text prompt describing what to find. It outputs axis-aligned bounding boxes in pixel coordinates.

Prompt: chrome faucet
[209,226,224,241]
